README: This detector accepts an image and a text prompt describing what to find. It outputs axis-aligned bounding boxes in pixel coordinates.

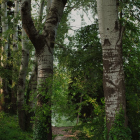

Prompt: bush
[0,112,33,140]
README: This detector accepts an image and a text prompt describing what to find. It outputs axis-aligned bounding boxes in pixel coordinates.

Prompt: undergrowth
[0,112,33,140]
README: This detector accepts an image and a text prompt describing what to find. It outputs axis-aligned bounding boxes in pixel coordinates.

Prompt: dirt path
[52,126,76,140]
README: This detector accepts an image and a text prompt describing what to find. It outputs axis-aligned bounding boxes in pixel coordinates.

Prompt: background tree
[17,28,29,131]
[1,0,9,113]
[11,0,19,114]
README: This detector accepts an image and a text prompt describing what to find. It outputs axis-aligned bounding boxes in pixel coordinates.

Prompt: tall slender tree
[0,3,3,111]
[13,0,19,52]
[96,0,127,136]
[21,0,67,139]
[11,0,19,114]
[1,0,9,113]
[17,28,29,131]
[26,0,45,130]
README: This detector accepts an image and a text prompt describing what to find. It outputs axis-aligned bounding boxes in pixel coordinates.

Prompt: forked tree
[21,0,67,139]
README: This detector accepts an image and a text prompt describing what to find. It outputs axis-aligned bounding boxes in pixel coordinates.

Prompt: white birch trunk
[1,0,9,113]
[26,57,37,130]
[13,0,19,51]
[0,3,3,111]
[17,29,29,130]
[10,0,19,115]
[38,0,44,22]
[29,58,37,109]
[96,0,127,134]
[1,0,8,54]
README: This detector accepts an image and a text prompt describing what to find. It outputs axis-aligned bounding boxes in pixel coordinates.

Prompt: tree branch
[21,0,45,51]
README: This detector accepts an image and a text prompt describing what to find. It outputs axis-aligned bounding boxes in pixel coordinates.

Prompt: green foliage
[0,112,33,140]
[70,99,105,140]
[32,78,52,140]
[122,4,140,139]
[108,109,132,140]
[75,115,105,140]
[33,120,48,140]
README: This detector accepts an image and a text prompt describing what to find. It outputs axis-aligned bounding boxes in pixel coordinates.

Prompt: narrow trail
[52,126,76,140]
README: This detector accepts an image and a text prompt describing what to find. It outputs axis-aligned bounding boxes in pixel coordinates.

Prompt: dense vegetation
[0,0,140,140]
[0,112,33,140]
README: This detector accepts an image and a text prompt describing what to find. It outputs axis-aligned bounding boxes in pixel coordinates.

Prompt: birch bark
[11,0,19,114]
[26,60,37,130]
[0,3,3,111]
[24,0,45,131]
[13,0,19,51]
[17,29,29,130]
[96,0,127,135]
[38,0,44,23]
[21,0,67,139]
[1,0,9,113]
[1,0,8,55]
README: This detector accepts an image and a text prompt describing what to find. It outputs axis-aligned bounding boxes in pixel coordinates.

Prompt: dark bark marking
[34,35,46,56]
[22,50,29,57]
[48,30,55,40]
[38,55,48,63]
[116,0,119,6]
[105,86,115,96]
[44,68,53,74]
[107,28,109,30]
[21,1,29,15]
[13,44,17,48]
[62,0,67,5]
[46,17,58,25]
[103,39,111,46]
[103,59,110,72]
[115,21,118,30]
[25,1,28,6]
[103,49,119,59]
[111,61,120,71]
[37,55,52,65]
[39,68,53,75]
[18,78,24,86]
[48,43,54,55]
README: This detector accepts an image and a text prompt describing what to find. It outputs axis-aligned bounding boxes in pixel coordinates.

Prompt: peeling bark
[96,0,127,135]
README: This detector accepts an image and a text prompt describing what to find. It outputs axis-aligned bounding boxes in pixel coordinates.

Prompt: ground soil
[52,126,77,140]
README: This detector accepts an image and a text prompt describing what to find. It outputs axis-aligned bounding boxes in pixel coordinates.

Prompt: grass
[0,112,33,140]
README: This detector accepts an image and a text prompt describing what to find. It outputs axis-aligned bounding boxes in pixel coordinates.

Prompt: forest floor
[52,126,78,140]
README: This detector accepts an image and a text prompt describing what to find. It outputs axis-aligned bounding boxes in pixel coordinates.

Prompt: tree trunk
[1,0,9,113]
[25,0,44,131]
[13,0,19,52]
[38,0,44,23]
[26,56,37,131]
[96,0,127,135]
[17,28,29,131]
[0,4,3,111]
[11,0,19,114]
[21,0,67,139]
